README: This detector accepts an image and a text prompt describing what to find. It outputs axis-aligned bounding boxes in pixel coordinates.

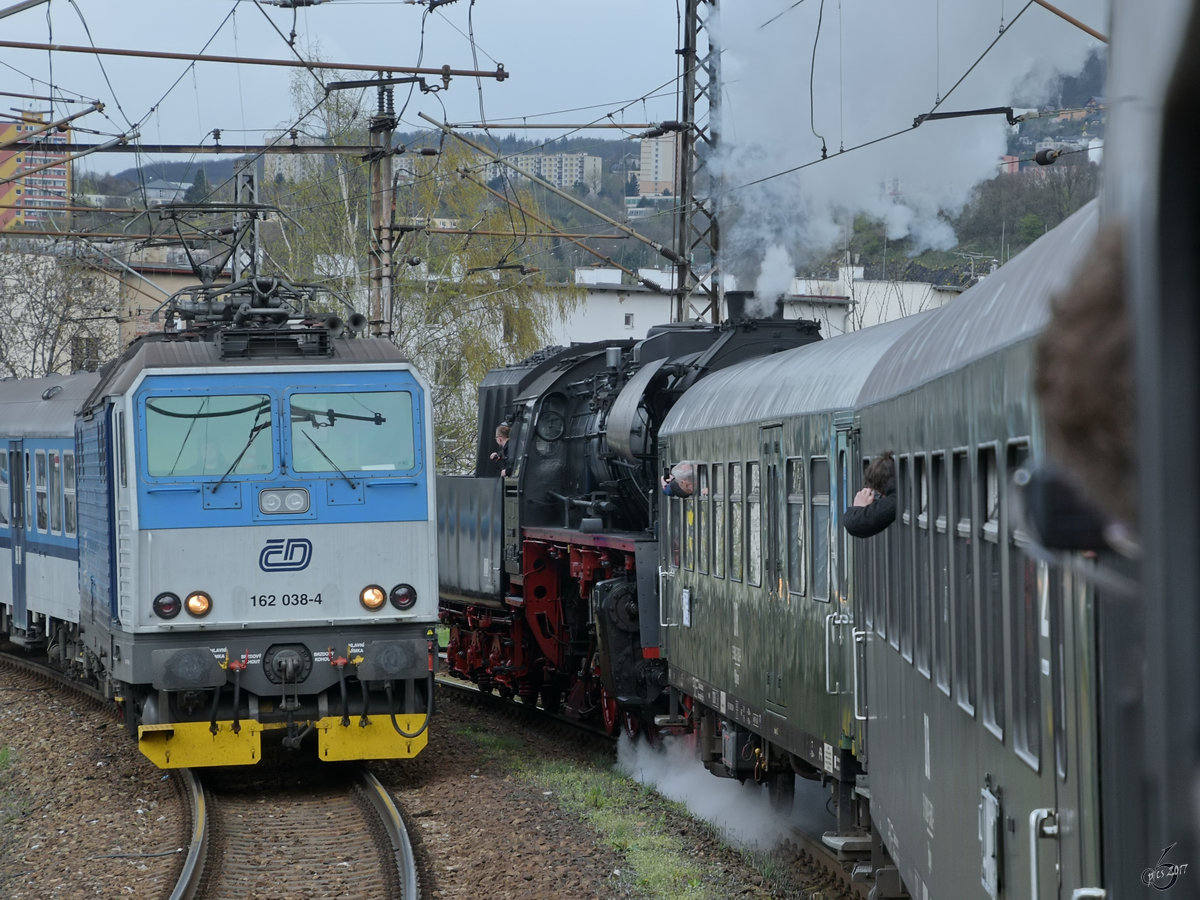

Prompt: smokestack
[724,290,785,321]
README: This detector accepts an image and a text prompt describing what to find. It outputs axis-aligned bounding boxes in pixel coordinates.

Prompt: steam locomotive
[437,317,821,732]
[1,274,438,768]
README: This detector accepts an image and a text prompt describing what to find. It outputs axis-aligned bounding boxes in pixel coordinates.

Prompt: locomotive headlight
[153,592,182,619]
[185,591,212,618]
[359,585,386,610]
[259,488,310,514]
[389,583,418,610]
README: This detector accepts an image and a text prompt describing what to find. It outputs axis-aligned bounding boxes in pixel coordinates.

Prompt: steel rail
[358,768,421,900]
[168,770,208,900]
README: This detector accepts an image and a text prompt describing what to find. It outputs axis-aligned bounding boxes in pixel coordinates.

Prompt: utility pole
[368,84,397,338]
[675,0,722,323]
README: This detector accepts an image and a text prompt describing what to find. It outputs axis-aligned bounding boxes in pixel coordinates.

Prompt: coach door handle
[658,567,674,627]
[1029,808,1058,900]
[824,613,850,694]
[852,628,868,720]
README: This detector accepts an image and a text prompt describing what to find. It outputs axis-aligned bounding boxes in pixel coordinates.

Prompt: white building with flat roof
[546,263,968,346]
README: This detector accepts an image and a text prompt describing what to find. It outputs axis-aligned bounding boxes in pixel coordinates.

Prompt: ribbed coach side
[655,310,930,833]
[853,201,1101,898]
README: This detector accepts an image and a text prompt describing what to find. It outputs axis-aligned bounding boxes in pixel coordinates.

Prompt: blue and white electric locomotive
[2,278,438,768]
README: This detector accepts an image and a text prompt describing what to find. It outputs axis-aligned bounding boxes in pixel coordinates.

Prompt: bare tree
[0,243,121,377]
[391,142,578,471]
[260,68,577,472]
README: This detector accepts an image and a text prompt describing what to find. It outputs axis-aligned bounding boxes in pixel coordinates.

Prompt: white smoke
[617,733,796,849]
[713,0,1109,295]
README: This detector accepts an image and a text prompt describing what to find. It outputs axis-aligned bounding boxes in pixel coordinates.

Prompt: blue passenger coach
[1,374,98,653]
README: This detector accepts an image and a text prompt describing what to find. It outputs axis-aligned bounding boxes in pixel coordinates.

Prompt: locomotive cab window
[145,394,274,478]
[290,390,416,474]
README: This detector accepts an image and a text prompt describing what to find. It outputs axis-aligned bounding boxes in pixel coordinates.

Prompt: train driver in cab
[844,451,897,538]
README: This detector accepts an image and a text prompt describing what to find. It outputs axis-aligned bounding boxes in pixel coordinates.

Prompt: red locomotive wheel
[600,687,619,735]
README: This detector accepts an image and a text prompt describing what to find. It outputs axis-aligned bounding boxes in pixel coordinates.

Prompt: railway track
[0,645,418,899]
[436,671,620,744]
[177,762,419,899]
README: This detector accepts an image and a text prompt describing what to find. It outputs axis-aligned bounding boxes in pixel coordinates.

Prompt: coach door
[760,426,788,709]
[834,420,867,756]
[8,443,27,625]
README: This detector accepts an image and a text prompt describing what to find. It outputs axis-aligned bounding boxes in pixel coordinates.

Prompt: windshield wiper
[211,422,270,494]
[289,404,385,428]
[298,430,357,489]
[214,422,273,494]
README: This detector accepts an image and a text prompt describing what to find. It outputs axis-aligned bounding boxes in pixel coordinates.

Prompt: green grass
[447,706,818,897]
[521,757,722,899]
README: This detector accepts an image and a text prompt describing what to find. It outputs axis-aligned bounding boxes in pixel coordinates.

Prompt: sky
[1,0,682,155]
[2,0,1110,287]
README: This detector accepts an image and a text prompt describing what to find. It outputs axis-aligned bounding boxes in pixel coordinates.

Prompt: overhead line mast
[675,0,722,323]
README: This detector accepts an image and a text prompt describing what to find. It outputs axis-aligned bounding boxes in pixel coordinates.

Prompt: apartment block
[0,111,71,231]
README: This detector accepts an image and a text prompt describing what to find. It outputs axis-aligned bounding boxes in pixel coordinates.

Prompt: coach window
[49,450,62,533]
[863,460,884,636]
[35,450,48,532]
[63,452,76,537]
[291,390,415,474]
[730,463,744,582]
[810,457,830,602]
[0,452,8,526]
[933,452,950,694]
[953,449,976,716]
[669,488,682,569]
[980,445,1004,739]
[897,455,913,659]
[146,395,274,477]
[24,452,32,530]
[1050,565,1067,779]
[914,455,931,676]
[697,464,709,574]
[786,458,806,596]
[1008,441,1041,767]
[712,464,726,578]
[747,462,762,586]
[681,487,694,571]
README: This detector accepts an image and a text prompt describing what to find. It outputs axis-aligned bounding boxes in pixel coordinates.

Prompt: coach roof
[0,373,101,439]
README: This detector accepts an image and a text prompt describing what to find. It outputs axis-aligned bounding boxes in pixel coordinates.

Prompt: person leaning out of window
[844,451,897,538]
